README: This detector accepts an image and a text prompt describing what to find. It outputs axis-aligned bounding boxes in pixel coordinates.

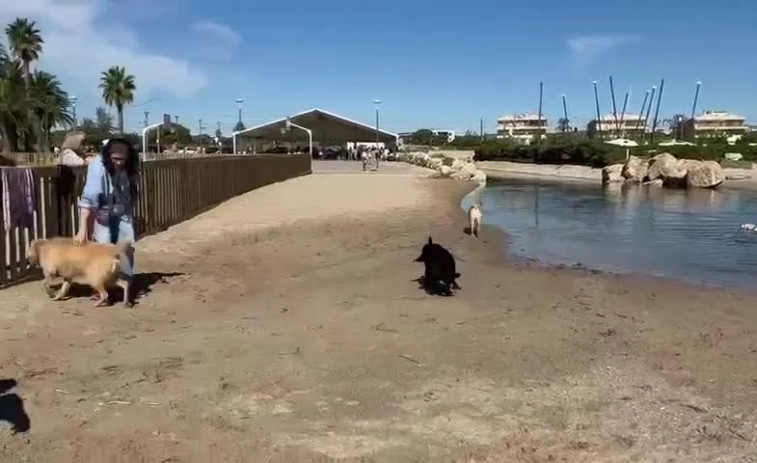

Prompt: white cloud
[567,34,641,67]
[0,0,208,99]
[191,20,240,59]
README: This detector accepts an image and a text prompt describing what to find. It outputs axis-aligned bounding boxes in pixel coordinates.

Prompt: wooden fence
[0,153,311,287]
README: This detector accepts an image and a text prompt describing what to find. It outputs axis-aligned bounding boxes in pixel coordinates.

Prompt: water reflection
[474,178,757,289]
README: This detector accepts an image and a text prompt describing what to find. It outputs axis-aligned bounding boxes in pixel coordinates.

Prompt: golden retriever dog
[27,237,132,307]
[467,203,483,237]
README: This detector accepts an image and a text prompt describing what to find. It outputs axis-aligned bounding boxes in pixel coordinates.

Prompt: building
[586,113,646,138]
[683,110,749,138]
[496,113,548,143]
[431,129,456,143]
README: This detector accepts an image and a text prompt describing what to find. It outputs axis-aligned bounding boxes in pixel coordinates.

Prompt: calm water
[466,178,757,290]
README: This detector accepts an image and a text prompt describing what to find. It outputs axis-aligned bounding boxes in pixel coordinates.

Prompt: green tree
[155,123,192,146]
[0,17,76,153]
[95,106,114,132]
[0,56,26,153]
[99,65,136,134]
[29,70,73,150]
[5,18,43,91]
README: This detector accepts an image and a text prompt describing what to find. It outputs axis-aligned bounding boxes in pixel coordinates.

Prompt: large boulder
[687,160,725,189]
[601,164,624,184]
[451,158,467,172]
[451,162,478,181]
[471,170,487,185]
[428,157,444,169]
[438,165,453,177]
[622,155,647,182]
[646,152,678,181]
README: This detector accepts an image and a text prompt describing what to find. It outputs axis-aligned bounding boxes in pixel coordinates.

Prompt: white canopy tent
[232,108,399,154]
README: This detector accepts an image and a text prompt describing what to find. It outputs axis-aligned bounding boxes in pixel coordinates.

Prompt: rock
[646,153,678,181]
[451,159,466,172]
[428,158,443,169]
[677,159,703,171]
[601,164,624,184]
[58,148,86,166]
[451,162,478,181]
[622,155,647,182]
[642,179,663,187]
[687,160,725,189]
[724,152,743,161]
[471,170,487,185]
[438,165,452,177]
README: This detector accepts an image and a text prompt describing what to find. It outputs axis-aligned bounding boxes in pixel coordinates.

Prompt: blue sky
[2,0,756,135]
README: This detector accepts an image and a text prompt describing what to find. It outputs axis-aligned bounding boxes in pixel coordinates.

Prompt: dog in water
[27,237,133,307]
[414,237,461,296]
[468,203,483,237]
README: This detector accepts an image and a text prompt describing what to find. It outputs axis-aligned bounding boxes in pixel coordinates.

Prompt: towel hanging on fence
[1,168,36,231]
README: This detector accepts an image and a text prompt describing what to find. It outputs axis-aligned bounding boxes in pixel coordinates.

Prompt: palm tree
[29,70,73,151]
[0,57,27,153]
[5,18,43,91]
[99,66,135,134]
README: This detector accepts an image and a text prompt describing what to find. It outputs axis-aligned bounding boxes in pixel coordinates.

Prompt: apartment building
[683,110,749,138]
[586,113,646,138]
[496,113,548,143]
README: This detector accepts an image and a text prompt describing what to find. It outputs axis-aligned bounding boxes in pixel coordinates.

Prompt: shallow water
[465,178,757,290]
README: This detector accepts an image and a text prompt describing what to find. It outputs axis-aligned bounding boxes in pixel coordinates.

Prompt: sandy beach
[1,160,757,462]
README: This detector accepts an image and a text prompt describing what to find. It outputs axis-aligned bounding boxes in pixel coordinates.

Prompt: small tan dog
[27,237,132,307]
[467,203,483,237]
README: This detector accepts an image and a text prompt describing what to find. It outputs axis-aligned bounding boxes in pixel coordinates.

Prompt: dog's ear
[414,254,423,262]
[427,236,433,245]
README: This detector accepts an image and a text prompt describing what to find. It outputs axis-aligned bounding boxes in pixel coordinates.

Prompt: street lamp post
[70,95,78,128]
[236,98,244,126]
[373,99,381,169]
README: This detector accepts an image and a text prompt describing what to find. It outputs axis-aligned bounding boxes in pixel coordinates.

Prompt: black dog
[414,237,461,296]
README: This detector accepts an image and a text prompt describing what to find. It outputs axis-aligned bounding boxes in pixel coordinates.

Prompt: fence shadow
[0,379,31,434]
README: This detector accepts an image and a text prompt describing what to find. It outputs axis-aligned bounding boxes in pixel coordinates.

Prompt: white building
[430,129,456,143]
[684,110,749,138]
[496,113,548,143]
[587,113,646,137]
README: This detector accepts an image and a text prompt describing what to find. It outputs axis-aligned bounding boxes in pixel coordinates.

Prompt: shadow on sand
[47,272,185,305]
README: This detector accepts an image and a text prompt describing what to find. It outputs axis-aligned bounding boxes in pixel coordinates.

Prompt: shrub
[473,138,625,168]
[473,137,757,167]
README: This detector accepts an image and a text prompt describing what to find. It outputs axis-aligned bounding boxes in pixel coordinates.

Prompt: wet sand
[1,161,756,462]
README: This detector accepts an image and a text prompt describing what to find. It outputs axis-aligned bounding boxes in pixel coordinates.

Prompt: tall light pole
[236,98,244,127]
[144,111,149,128]
[70,95,78,128]
[373,99,381,147]
[373,99,382,169]
[691,81,702,119]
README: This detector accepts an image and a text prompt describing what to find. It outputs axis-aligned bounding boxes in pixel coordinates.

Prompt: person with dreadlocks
[75,138,140,305]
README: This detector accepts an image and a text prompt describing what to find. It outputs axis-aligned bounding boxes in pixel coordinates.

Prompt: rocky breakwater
[398,152,487,185]
[602,152,725,189]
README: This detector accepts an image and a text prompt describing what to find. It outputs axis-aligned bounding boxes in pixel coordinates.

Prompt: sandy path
[1,160,757,462]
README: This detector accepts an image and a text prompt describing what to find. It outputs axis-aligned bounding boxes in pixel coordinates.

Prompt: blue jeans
[93,214,136,282]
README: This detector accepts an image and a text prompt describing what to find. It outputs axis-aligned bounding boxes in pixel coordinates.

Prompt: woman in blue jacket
[74,138,139,306]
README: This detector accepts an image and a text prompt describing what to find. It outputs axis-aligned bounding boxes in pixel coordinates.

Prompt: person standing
[74,138,139,306]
